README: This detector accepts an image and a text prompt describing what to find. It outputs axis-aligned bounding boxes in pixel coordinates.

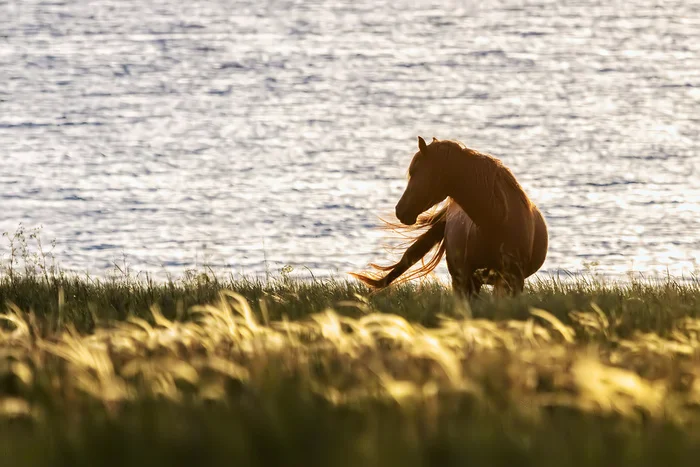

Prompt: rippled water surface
[1,0,699,281]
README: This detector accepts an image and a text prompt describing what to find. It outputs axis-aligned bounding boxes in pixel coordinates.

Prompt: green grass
[1,267,700,466]
[1,270,698,337]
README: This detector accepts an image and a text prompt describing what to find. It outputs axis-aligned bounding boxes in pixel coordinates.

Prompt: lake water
[1,0,699,282]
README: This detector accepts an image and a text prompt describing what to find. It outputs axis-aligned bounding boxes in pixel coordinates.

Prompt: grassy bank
[1,272,700,466]
[2,269,700,333]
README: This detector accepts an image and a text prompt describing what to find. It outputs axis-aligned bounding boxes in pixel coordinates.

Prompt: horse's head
[395,136,450,225]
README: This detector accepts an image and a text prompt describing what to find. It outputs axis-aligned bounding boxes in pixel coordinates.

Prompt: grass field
[2,264,700,466]
[2,229,700,466]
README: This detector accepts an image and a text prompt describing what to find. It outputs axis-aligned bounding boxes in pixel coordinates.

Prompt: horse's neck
[447,156,500,228]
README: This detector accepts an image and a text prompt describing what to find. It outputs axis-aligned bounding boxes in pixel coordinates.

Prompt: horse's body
[352,137,548,297]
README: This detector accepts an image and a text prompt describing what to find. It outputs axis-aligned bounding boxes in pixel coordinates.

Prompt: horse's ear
[418,136,427,152]
[432,137,438,143]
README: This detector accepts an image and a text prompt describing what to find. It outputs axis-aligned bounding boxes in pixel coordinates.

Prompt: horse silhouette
[352,136,548,297]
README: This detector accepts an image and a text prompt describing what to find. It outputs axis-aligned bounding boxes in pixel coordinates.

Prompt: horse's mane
[436,140,533,213]
[489,154,533,210]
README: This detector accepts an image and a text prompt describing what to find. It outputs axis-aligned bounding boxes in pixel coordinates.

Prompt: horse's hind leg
[511,272,525,294]
[507,257,527,295]
[493,269,525,297]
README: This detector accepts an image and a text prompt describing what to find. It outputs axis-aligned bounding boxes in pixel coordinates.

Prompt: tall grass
[1,270,699,338]
[2,226,700,466]
[1,276,700,465]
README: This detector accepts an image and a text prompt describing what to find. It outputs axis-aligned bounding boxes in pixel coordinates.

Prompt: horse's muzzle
[395,206,417,226]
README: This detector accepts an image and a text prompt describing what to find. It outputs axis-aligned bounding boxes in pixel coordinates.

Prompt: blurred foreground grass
[2,269,700,465]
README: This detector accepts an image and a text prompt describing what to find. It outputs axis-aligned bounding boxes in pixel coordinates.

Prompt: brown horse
[352,136,548,297]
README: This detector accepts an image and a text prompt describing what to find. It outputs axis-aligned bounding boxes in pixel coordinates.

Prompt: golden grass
[2,289,700,429]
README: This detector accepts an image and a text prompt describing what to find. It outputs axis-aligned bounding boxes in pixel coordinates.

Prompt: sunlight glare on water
[0,0,699,281]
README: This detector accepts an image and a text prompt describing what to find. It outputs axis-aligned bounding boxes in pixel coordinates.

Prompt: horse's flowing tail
[350,201,449,289]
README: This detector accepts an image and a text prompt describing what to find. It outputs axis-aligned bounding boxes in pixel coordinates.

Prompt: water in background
[1,0,699,281]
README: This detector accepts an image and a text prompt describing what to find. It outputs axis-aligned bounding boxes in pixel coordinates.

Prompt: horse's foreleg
[450,270,482,300]
[493,269,524,296]
[450,272,479,319]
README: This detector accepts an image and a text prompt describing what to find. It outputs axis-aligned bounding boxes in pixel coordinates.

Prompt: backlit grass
[2,270,700,466]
